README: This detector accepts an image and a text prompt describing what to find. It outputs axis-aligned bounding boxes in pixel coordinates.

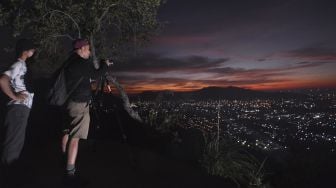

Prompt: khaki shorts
[64,101,90,139]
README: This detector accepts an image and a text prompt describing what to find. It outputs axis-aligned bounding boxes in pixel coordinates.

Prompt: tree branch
[50,34,74,40]
[96,3,118,32]
[43,9,81,38]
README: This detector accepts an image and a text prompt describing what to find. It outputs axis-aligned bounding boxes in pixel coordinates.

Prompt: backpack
[47,65,83,106]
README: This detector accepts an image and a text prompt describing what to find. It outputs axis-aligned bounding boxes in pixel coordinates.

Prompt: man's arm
[0,74,27,101]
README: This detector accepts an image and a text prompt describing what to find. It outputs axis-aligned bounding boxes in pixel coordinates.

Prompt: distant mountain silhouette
[190,86,267,99]
[131,86,308,101]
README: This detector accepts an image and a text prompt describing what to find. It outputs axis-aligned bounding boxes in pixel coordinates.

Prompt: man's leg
[61,133,79,175]
[62,134,69,153]
[1,105,30,187]
[1,105,30,165]
[64,101,90,176]
[62,102,91,186]
[66,137,79,175]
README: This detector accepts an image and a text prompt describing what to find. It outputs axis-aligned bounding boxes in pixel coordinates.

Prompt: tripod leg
[89,105,102,152]
[114,107,137,169]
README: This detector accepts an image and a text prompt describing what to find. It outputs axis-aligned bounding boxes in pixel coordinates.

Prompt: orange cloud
[113,77,336,94]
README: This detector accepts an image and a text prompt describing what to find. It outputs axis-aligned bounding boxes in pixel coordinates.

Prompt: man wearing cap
[61,38,110,181]
[0,39,36,166]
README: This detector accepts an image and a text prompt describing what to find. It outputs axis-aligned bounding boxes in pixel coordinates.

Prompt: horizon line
[105,85,336,95]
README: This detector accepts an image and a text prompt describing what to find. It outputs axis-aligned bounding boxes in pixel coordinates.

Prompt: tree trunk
[106,75,142,122]
[89,35,100,69]
[90,35,142,123]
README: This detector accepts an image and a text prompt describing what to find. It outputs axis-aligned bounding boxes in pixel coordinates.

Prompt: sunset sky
[113,0,336,93]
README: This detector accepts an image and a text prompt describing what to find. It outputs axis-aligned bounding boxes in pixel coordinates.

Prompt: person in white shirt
[0,39,36,166]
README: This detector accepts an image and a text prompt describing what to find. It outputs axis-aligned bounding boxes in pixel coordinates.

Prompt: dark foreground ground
[1,138,235,188]
[0,94,237,188]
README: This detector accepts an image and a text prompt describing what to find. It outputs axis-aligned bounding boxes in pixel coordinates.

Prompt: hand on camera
[105,59,113,67]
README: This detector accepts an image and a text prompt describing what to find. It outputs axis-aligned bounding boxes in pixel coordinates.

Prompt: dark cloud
[295,61,334,67]
[113,53,229,73]
[207,67,245,74]
[114,75,151,83]
[115,60,335,93]
[196,78,291,86]
[287,47,336,61]
[115,75,192,87]
[114,52,332,91]
[206,61,327,76]
[116,66,294,89]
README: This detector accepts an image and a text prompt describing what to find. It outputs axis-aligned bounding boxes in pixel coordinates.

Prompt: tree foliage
[0,0,163,73]
[0,0,162,121]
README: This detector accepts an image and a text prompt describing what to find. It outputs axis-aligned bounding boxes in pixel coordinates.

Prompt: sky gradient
[112,0,336,93]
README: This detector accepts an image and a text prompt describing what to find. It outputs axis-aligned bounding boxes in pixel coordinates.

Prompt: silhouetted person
[0,39,36,186]
[61,38,110,185]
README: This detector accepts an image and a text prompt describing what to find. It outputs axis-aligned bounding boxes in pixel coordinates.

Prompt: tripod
[89,76,136,167]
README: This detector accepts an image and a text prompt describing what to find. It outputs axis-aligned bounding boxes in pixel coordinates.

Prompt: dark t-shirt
[64,53,107,102]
